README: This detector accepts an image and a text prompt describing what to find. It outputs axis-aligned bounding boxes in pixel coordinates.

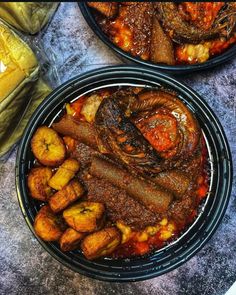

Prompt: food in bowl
[27,86,209,260]
[87,2,236,65]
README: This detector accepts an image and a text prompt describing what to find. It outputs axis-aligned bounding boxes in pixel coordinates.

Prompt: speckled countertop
[0,3,235,295]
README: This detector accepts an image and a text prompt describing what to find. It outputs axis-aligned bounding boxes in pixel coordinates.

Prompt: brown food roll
[52,115,97,148]
[152,170,191,199]
[90,156,173,214]
[150,16,175,65]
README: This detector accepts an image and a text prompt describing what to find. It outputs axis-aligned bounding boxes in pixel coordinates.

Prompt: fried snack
[63,202,105,233]
[81,227,121,260]
[52,115,98,149]
[31,126,66,167]
[48,158,80,190]
[27,167,53,201]
[0,3,59,34]
[60,228,85,252]
[90,157,173,214]
[88,2,118,19]
[49,180,84,213]
[150,16,175,65]
[152,170,191,199]
[34,205,66,242]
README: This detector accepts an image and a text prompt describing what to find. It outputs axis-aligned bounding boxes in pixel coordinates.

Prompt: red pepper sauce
[179,2,224,29]
[68,90,210,259]
[112,134,210,259]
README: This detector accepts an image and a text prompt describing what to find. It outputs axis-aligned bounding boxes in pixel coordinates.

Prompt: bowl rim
[15,65,233,282]
[79,2,236,74]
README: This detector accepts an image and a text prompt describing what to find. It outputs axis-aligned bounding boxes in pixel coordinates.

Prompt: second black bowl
[79,3,236,74]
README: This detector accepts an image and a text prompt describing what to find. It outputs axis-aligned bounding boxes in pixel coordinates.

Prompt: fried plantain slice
[49,180,84,213]
[27,167,53,201]
[34,205,66,242]
[63,201,105,233]
[60,228,85,252]
[48,158,80,190]
[31,126,66,167]
[81,227,121,260]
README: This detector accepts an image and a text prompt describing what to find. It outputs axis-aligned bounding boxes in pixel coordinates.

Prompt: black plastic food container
[79,3,236,74]
[16,66,232,282]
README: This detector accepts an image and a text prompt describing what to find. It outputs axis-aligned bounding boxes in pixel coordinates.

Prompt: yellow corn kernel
[185,43,210,63]
[116,221,132,244]
[65,103,74,115]
[136,232,148,242]
[145,225,159,236]
[159,230,172,241]
[167,222,176,232]
[159,218,168,226]
[187,44,195,56]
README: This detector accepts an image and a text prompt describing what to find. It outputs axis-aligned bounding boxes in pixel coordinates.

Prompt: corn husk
[0,22,40,157]
[0,2,59,34]
[0,78,52,157]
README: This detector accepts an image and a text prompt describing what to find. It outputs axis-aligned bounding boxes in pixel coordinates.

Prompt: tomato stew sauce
[92,2,236,65]
[67,88,210,259]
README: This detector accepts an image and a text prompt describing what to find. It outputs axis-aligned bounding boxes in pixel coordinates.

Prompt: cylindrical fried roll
[152,170,191,199]
[90,157,173,214]
[52,115,97,148]
[150,16,175,65]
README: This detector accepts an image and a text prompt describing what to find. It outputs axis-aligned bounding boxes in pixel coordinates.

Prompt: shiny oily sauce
[63,87,209,258]
[28,86,210,260]
[90,2,236,65]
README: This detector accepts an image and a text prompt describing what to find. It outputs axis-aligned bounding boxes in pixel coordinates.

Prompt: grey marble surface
[0,3,236,295]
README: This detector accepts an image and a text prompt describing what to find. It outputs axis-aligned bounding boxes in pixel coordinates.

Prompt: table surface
[0,3,235,295]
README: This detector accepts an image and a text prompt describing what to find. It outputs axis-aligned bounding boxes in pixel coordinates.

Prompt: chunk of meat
[150,16,175,65]
[95,97,162,174]
[88,2,118,19]
[109,2,154,60]
[156,2,236,44]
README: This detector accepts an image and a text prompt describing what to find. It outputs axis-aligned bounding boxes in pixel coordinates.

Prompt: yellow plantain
[63,202,105,233]
[27,167,53,201]
[31,126,66,167]
[81,227,121,260]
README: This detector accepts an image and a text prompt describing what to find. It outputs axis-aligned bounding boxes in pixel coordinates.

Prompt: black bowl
[79,3,236,74]
[16,66,232,282]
